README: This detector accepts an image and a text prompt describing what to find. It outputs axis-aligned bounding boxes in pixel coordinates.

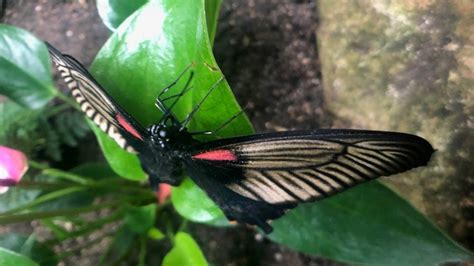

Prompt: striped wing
[186,129,434,233]
[46,43,147,153]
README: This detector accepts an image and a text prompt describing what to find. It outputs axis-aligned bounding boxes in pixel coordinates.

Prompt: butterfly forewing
[47,43,147,153]
[188,130,433,232]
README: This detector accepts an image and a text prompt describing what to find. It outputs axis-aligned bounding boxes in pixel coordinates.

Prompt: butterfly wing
[46,43,148,152]
[185,129,434,233]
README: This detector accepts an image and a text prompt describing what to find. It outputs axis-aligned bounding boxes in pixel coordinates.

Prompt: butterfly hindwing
[187,129,434,232]
[46,43,148,153]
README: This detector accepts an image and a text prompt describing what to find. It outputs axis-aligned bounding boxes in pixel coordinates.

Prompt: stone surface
[318,0,473,248]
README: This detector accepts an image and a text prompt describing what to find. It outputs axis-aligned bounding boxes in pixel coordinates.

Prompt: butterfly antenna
[157,77,194,125]
[190,104,248,136]
[156,66,194,124]
[179,76,224,131]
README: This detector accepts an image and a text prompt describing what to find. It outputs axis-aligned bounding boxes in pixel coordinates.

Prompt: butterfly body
[47,43,434,233]
[139,124,195,187]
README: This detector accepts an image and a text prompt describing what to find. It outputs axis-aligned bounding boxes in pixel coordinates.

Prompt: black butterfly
[46,43,434,233]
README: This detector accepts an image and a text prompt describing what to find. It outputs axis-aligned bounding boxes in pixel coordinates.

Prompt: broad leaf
[0,24,55,109]
[162,232,207,266]
[96,0,148,31]
[171,178,227,226]
[0,234,56,266]
[269,181,474,265]
[204,0,222,44]
[90,0,253,181]
[0,187,41,213]
[0,247,37,266]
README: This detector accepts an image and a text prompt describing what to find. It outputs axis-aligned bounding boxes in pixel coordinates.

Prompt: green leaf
[162,232,207,266]
[0,234,56,266]
[147,227,165,240]
[0,24,56,109]
[124,204,157,234]
[90,0,253,181]
[171,178,228,226]
[204,0,222,44]
[0,247,38,266]
[0,186,41,213]
[89,122,146,181]
[96,0,148,31]
[269,181,474,265]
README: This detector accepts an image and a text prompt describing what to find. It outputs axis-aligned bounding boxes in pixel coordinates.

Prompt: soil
[0,0,340,265]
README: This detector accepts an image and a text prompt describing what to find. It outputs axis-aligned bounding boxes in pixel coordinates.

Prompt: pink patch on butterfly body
[116,114,143,140]
[193,149,237,161]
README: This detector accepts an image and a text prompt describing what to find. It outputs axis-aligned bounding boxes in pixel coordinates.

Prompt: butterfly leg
[179,76,224,131]
[155,63,194,102]
[189,105,248,136]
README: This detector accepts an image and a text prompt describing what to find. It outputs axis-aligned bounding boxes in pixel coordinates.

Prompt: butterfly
[46,42,434,233]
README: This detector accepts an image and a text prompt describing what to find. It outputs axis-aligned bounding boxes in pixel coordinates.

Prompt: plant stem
[0,200,120,224]
[2,186,88,215]
[55,91,81,111]
[16,180,70,190]
[138,236,147,266]
[55,231,115,261]
[28,160,93,185]
[44,208,126,246]
[45,103,71,117]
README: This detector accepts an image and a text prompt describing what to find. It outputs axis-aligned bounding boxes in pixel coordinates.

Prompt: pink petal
[0,146,28,193]
[155,183,172,204]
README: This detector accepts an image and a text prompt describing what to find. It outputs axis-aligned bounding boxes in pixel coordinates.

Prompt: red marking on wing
[193,149,237,161]
[116,114,143,140]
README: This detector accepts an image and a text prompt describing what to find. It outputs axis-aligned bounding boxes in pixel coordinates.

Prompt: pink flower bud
[0,146,28,194]
[155,183,172,204]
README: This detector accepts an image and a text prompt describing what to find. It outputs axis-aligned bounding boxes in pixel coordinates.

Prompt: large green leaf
[162,232,207,266]
[0,234,57,266]
[204,0,222,44]
[0,186,41,213]
[0,24,55,109]
[0,247,38,266]
[96,0,148,31]
[90,0,253,181]
[269,181,474,265]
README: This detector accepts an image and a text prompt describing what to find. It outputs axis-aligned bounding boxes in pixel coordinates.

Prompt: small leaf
[147,228,165,240]
[268,181,474,265]
[171,178,227,226]
[96,0,148,31]
[0,24,56,109]
[162,232,207,266]
[0,247,38,266]
[124,204,157,234]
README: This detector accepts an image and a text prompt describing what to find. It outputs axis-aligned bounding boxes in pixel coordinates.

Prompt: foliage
[0,101,90,161]
[0,0,472,265]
